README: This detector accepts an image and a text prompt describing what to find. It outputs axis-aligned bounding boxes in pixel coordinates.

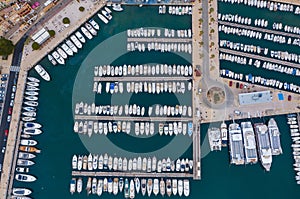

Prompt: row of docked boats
[220,40,269,56]
[127,28,192,38]
[221,0,296,13]
[167,5,192,15]
[48,6,114,66]
[98,81,192,95]
[220,50,300,76]
[72,154,193,173]
[94,64,193,77]
[270,50,300,64]
[218,24,290,45]
[287,113,300,184]
[224,118,282,171]
[221,69,300,94]
[48,19,98,65]
[158,122,192,136]
[127,41,192,54]
[75,102,193,117]
[13,77,43,198]
[71,177,190,197]
[73,120,192,136]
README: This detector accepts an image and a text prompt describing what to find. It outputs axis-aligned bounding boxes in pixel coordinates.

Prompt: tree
[210,29,215,33]
[209,7,214,13]
[62,17,70,24]
[79,6,85,12]
[32,42,40,50]
[0,37,14,56]
[48,30,56,37]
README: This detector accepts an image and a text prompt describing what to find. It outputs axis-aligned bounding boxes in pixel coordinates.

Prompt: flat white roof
[31,28,47,40]
[238,90,271,105]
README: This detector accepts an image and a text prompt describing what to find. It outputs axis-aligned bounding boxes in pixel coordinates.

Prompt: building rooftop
[238,90,272,105]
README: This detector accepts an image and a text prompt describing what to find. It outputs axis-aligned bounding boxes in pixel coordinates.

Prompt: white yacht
[66,39,78,53]
[12,188,32,196]
[34,65,50,81]
[75,31,86,43]
[61,43,73,56]
[98,13,108,24]
[81,26,93,39]
[52,51,65,65]
[15,174,36,182]
[89,19,100,30]
[70,35,82,49]
[112,4,124,12]
[85,22,97,35]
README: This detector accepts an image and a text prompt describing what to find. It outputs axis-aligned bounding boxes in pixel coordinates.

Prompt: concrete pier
[72,171,193,178]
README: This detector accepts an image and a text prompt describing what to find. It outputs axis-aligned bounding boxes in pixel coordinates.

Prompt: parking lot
[0,72,18,172]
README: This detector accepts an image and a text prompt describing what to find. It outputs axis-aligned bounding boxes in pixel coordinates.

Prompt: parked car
[1,146,5,153]
[8,107,12,115]
[2,74,8,78]
[7,115,11,122]
[11,93,15,99]
[4,129,8,136]
[9,99,14,107]
[12,85,16,92]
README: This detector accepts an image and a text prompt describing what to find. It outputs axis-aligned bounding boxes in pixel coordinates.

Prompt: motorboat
[15,174,36,182]
[23,128,42,135]
[18,152,36,159]
[20,139,38,146]
[17,159,34,166]
[12,188,32,196]
[98,13,108,24]
[75,31,86,43]
[89,18,100,30]
[24,101,38,107]
[24,122,41,128]
[81,26,93,39]
[112,4,123,12]
[34,64,51,81]
[25,96,38,101]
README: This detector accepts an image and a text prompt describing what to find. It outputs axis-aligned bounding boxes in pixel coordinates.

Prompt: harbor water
[13,5,300,199]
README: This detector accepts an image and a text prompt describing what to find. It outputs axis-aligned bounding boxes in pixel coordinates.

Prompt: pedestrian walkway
[10,66,20,72]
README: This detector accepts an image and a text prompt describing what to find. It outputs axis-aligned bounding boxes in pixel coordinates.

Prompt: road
[0,35,27,178]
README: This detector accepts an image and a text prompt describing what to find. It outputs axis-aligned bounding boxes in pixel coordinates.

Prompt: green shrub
[32,42,40,50]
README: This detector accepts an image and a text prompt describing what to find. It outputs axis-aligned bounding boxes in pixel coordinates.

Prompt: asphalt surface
[0,36,27,177]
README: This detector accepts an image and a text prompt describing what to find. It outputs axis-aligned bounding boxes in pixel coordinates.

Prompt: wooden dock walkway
[74,115,192,122]
[72,171,193,178]
[127,37,192,43]
[219,21,300,39]
[219,48,300,69]
[93,76,192,82]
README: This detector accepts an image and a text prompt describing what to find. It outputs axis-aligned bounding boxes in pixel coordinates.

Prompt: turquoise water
[12,5,300,199]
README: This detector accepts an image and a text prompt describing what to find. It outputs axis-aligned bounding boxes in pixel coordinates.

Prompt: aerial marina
[1,0,300,199]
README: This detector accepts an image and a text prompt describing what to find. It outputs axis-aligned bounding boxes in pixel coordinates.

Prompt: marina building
[238,91,272,105]
[31,28,50,45]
